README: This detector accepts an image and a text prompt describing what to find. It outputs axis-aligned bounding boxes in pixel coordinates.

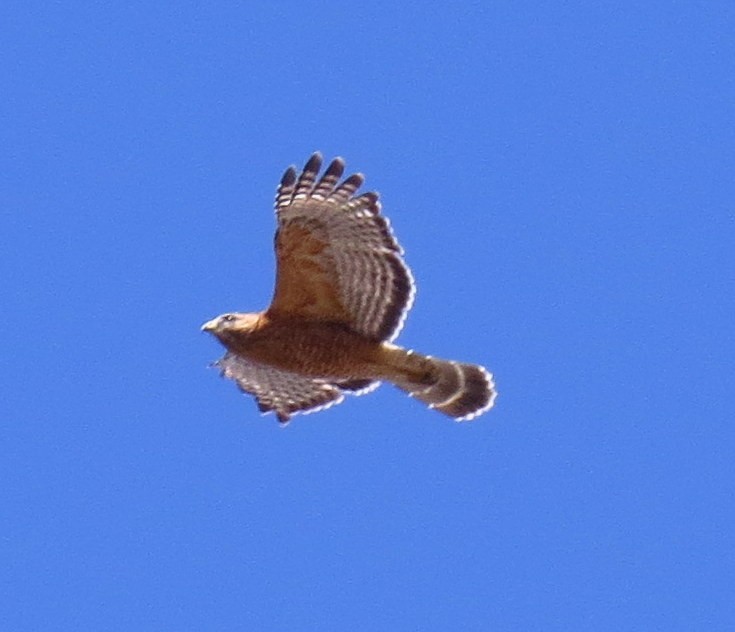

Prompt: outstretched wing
[268,153,415,342]
[215,352,378,423]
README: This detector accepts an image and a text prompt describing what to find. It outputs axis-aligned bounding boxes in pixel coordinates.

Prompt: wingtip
[325,156,346,176]
[281,165,297,187]
[303,152,323,175]
[343,172,365,189]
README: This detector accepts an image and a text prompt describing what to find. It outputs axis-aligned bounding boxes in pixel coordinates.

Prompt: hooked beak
[201,318,218,332]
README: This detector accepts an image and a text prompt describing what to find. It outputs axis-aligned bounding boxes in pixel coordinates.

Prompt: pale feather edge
[268,380,383,425]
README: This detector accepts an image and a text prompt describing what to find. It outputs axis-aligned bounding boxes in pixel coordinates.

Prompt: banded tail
[381,345,497,420]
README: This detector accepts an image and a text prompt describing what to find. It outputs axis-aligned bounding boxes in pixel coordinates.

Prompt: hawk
[202,153,497,423]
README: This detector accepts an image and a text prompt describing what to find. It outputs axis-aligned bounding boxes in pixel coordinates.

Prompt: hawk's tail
[381,345,497,420]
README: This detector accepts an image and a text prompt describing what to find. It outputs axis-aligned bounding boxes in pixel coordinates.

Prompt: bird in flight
[202,153,497,423]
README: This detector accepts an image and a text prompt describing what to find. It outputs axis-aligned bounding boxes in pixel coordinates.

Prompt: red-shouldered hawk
[202,153,497,423]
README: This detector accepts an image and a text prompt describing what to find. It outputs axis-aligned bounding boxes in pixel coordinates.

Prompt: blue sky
[3,2,734,630]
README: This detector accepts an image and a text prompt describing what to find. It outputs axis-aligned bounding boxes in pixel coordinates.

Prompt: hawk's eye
[222,314,236,323]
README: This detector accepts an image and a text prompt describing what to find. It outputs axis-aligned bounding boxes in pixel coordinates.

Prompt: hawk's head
[201,312,261,344]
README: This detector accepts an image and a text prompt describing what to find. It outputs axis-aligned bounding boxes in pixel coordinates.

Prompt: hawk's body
[202,154,497,423]
[215,317,386,378]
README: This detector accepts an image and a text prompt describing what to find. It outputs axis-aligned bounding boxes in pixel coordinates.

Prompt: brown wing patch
[269,220,350,321]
